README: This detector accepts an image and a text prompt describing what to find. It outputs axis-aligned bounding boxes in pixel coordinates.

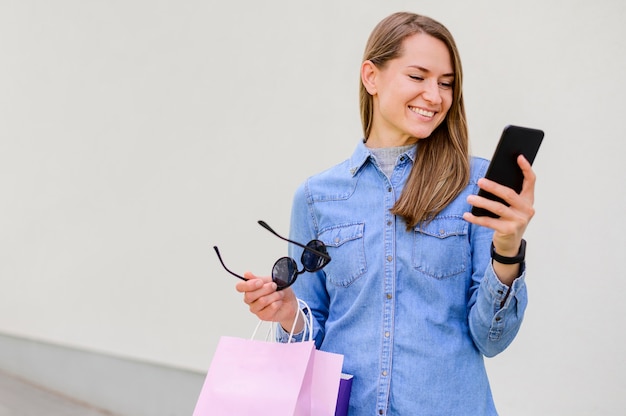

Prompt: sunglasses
[213,220,331,290]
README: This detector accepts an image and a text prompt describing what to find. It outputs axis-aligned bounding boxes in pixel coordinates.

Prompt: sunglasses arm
[213,246,249,282]
[257,220,330,260]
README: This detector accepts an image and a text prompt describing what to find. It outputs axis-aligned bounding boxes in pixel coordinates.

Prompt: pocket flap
[415,217,467,239]
[319,223,364,248]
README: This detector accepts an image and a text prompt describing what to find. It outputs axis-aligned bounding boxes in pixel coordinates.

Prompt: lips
[409,106,435,118]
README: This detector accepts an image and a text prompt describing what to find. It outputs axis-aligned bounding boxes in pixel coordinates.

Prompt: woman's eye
[439,81,453,89]
[409,75,424,81]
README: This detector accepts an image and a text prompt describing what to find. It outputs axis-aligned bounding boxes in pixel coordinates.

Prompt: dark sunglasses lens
[301,240,328,272]
[272,257,298,289]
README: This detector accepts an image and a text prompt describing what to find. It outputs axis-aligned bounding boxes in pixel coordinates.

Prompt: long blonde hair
[360,12,470,229]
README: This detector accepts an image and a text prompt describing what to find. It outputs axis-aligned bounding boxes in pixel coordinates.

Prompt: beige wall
[0,1,624,414]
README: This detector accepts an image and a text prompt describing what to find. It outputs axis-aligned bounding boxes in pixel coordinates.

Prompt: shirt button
[386,293,392,299]
[387,220,392,226]
[386,255,393,262]
[334,237,340,243]
[385,331,390,337]
[387,187,392,192]
[382,370,388,376]
[379,410,384,415]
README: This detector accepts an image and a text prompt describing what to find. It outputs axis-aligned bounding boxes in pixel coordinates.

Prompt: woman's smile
[409,106,436,118]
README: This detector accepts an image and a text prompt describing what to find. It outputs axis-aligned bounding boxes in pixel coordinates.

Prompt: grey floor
[0,370,116,416]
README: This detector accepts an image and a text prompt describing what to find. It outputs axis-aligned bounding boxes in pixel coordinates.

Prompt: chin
[413,121,445,139]
[410,129,436,140]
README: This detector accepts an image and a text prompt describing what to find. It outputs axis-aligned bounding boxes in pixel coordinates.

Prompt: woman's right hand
[235,272,303,333]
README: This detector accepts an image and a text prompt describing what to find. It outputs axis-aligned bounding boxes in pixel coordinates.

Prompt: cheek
[440,94,454,117]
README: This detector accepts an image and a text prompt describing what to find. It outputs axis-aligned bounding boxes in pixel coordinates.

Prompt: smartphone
[471,125,544,218]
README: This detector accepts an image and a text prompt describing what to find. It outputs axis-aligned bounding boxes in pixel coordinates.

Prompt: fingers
[467,182,516,219]
[465,179,519,226]
[235,272,289,322]
[465,156,537,247]
[471,156,536,219]
[234,272,271,294]
[517,154,536,203]
[237,273,275,304]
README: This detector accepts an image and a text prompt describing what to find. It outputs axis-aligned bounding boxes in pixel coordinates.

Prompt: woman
[236,12,535,415]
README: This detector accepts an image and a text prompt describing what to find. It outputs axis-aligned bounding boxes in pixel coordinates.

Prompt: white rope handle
[251,319,271,340]
[251,298,313,342]
[287,298,313,343]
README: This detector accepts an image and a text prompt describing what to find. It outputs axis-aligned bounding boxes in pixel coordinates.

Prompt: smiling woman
[358,13,470,230]
[361,34,454,146]
[234,11,538,416]
[1,1,624,415]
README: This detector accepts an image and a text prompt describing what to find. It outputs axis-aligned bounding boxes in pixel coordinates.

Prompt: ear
[361,60,378,95]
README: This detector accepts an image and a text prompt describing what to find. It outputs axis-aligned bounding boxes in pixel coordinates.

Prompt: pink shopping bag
[193,336,343,416]
[310,348,344,415]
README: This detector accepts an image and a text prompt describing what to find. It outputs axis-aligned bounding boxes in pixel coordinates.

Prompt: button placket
[378,181,395,412]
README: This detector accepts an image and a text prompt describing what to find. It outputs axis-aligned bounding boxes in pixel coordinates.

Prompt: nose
[422,80,442,105]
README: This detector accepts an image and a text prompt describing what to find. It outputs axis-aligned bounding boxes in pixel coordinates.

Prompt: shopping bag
[335,373,353,416]
[193,336,317,416]
[193,299,345,415]
[309,348,344,415]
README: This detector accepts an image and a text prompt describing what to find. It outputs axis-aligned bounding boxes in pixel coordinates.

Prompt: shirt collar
[348,139,418,177]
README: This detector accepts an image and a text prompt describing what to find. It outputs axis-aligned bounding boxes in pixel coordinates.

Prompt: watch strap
[491,239,526,264]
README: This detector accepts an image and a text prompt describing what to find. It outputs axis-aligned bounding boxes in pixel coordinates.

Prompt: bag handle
[251,298,313,343]
[287,298,313,343]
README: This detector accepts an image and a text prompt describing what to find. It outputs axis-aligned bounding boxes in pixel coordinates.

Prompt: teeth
[410,107,435,117]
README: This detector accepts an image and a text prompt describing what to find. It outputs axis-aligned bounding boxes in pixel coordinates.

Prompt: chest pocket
[412,217,469,279]
[318,222,367,287]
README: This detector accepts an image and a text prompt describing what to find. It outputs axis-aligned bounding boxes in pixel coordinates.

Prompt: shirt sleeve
[276,180,329,348]
[468,261,528,357]
[466,157,528,357]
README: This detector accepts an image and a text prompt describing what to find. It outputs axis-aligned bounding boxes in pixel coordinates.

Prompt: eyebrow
[408,65,454,78]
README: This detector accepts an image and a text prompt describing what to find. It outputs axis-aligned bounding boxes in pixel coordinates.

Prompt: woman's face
[363,33,454,147]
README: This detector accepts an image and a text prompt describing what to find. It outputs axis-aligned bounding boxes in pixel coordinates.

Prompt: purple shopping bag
[193,336,344,416]
[335,373,353,416]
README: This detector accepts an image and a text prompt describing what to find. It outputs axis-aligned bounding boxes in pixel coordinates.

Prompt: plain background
[1,1,624,414]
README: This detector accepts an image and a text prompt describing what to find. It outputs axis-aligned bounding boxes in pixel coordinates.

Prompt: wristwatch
[491,239,526,264]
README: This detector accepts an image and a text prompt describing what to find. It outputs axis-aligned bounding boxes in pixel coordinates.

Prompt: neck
[366,136,419,148]
[365,123,421,148]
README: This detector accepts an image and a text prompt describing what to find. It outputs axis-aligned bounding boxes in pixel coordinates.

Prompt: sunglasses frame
[213,220,331,290]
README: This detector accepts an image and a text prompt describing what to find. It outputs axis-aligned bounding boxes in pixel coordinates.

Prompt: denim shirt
[277,141,527,416]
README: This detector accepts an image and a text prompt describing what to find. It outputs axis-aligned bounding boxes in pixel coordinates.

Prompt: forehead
[396,33,453,74]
